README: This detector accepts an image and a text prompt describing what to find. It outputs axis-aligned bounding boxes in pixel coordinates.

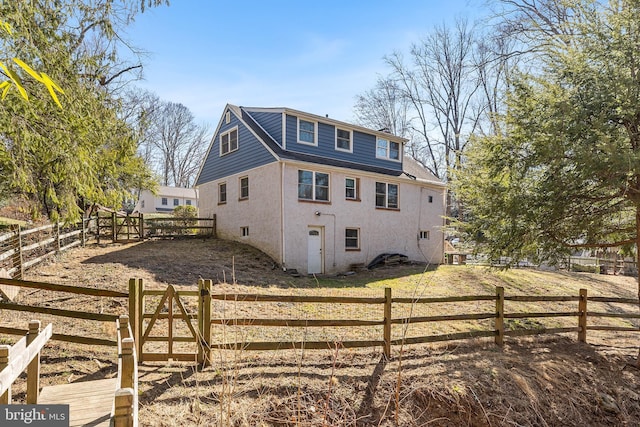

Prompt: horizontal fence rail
[205,286,640,358]
[94,212,216,243]
[3,276,640,361]
[0,219,95,282]
[0,277,128,347]
[567,256,638,274]
[0,213,216,283]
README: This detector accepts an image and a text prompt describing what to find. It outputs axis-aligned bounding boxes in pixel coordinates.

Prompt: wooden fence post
[0,345,10,403]
[81,217,86,246]
[384,287,392,359]
[111,212,117,243]
[121,338,135,389]
[26,320,41,404]
[113,388,134,427]
[55,222,61,252]
[137,279,145,360]
[579,288,587,343]
[119,315,131,340]
[495,287,505,346]
[139,213,145,241]
[128,279,139,349]
[198,279,212,365]
[10,224,23,280]
[197,279,204,364]
[97,214,101,245]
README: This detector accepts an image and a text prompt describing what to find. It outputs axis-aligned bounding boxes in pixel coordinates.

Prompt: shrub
[173,205,197,235]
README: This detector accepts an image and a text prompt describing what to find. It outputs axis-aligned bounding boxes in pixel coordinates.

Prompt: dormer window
[376,138,400,161]
[298,119,317,146]
[335,128,352,152]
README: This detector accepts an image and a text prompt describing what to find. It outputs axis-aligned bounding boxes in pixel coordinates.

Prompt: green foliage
[173,204,197,219]
[0,20,64,106]
[0,1,164,222]
[453,0,640,266]
[173,204,197,235]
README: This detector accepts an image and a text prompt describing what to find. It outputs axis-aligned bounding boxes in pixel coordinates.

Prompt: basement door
[307,227,323,274]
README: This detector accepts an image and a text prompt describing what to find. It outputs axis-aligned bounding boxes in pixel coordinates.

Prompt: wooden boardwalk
[39,378,118,427]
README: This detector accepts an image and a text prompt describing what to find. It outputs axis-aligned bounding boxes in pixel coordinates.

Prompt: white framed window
[335,128,352,152]
[345,177,359,201]
[298,170,329,201]
[186,200,192,206]
[220,127,239,156]
[173,198,179,206]
[345,228,360,250]
[218,182,227,204]
[225,111,231,124]
[298,118,317,146]
[375,182,399,209]
[239,176,249,200]
[241,226,249,237]
[161,197,167,206]
[376,138,401,161]
[419,230,430,240]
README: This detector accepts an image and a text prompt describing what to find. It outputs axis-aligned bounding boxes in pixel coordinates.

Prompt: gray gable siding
[285,114,402,172]
[249,111,283,147]
[195,111,276,185]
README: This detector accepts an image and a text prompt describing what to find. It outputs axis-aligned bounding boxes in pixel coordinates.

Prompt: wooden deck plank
[40,378,117,427]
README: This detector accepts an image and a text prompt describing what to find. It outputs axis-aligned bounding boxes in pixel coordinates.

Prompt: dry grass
[2,238,640,425]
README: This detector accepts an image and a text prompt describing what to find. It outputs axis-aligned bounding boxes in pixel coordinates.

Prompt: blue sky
[126,0,484,127]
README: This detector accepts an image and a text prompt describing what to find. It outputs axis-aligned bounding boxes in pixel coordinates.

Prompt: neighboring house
[195,104,446,274]
[132,186,199,214]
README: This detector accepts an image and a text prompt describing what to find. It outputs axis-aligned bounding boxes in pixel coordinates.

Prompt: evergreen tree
[455,0,640,274]
[0,0,165,221]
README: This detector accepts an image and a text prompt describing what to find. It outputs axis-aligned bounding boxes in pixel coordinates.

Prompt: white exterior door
[307,227,323,274]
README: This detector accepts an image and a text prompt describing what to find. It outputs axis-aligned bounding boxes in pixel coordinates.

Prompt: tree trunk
[636,205,640,365]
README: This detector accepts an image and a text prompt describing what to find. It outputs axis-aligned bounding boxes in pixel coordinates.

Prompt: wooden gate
[115,214,143,242]
[128,278,211,364]
[96,213,144,243]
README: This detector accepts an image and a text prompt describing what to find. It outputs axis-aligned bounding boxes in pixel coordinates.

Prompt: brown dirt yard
[4,238,640,426]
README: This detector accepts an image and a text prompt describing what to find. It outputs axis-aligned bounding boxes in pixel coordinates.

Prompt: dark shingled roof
[241,108,404,177]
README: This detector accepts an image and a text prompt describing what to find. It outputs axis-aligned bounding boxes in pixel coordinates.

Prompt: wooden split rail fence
[203,287,640,358]
[1,276,639,362]
[94,212,216,243]
[0,214,216,285]
[0,277,128,347]
[0,220,94,284]
[125,279,640,363]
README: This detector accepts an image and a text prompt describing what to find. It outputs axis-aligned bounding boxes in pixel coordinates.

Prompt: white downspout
[281,162,286,271]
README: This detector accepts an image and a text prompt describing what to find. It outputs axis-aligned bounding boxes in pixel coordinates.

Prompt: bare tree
[120,91,209,188]
[354,76,444,176]
[121,89,162,167]
[489,0,578,57]
[152,102,209,188]
[354,76,412,137]
[474,31,519,137]
[383,18,484,181]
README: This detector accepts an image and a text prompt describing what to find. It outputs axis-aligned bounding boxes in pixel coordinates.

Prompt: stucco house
[195,104,446,274]
[132,186,198,214]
